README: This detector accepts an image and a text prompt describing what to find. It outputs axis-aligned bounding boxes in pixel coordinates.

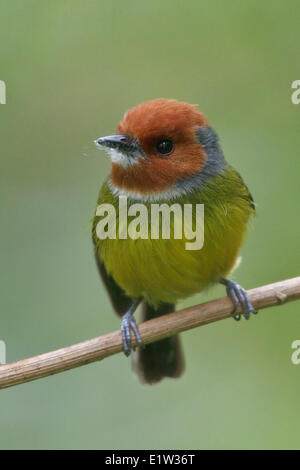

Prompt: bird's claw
[121,311,143,356]
[222,279,257,321]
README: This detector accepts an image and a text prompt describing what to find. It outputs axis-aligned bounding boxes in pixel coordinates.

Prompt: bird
[92,98,256,384]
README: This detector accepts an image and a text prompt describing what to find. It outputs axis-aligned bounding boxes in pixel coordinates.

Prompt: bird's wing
[235,170,256,212]
[94,253,133,317]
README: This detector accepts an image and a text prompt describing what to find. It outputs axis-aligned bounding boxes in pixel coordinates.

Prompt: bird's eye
[155,138,174,156]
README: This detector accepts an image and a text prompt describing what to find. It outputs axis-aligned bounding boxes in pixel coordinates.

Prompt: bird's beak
[94,134,140,155]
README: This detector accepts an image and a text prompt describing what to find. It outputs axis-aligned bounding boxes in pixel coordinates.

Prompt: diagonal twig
[0,277,299,390]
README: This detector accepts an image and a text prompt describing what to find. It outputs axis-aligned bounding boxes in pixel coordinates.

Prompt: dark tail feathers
[133,302,185,384]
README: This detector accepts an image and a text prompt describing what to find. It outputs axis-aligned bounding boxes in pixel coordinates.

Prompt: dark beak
[94,134,140,154]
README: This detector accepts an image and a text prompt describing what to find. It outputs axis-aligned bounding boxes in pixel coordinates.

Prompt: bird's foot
[220,278,257,321]
[121,300,143,356]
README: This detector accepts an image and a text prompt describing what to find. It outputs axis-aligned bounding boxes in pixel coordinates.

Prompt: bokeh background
[0,0,299,450]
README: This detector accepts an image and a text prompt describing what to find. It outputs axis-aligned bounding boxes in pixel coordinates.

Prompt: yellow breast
[93,168,254,306]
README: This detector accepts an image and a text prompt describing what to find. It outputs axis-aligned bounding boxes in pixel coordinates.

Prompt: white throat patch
[100,146,140,168]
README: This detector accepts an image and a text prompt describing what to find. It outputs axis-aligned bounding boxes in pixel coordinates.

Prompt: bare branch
[0,277,299,390]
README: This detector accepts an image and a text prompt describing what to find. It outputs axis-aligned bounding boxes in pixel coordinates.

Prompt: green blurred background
[0,0,299,450]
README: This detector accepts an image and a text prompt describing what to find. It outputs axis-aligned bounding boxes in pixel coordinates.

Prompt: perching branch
[0,277,299,390]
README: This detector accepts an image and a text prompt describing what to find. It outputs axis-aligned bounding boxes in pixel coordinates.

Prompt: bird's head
[95,99,225,200]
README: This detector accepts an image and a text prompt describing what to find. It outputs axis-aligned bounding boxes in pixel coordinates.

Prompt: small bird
[92,99,256,384]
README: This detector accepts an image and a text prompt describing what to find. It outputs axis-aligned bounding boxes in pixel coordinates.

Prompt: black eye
[155,138,174,156]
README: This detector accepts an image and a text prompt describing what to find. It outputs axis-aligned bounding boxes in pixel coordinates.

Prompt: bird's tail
[133,302,185,384]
